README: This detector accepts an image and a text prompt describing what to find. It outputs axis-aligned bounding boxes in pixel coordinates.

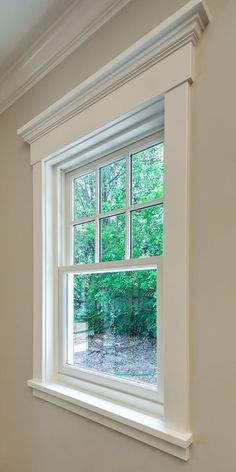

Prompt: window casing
[25,85,192,460]
[17,1,210,459]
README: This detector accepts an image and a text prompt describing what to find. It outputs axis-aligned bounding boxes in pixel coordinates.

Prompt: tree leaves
[72,142,164,340]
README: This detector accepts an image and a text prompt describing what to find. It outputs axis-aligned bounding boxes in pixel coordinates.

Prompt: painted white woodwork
[18,0,209,146]
[164,83,190,431]
[28,379,192,461]
[17,0,210,461]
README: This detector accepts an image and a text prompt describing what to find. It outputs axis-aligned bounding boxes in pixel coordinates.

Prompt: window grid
[70,142,164,265]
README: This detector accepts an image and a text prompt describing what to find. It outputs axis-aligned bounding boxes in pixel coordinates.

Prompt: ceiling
[0,0,131,113]
[0,0,75,74]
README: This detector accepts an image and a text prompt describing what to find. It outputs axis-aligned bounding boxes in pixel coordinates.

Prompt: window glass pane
[74,222,95,264]
[68,270,158,386]
[100,159,126,213]
[73,172,95,220]
[132,143,164,204]
[131,205,163,258]
[100,214,125,262]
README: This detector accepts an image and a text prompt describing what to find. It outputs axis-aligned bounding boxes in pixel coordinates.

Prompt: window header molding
[18,0,210,147]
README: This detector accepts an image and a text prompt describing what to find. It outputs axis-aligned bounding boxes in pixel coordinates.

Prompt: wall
[0,0,235,471]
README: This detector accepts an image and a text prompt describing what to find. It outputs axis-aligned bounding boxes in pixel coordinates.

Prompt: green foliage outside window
[73,270,157,339]
[72,142,164,340]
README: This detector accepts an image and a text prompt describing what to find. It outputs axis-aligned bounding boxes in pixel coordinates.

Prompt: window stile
[67,273,74,365]
[95,168,100,263]
[66,174,74,266]
[125,152,131,260]
[156,257,163,400]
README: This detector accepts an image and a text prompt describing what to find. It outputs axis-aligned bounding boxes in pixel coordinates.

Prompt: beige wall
[0,0,235,470]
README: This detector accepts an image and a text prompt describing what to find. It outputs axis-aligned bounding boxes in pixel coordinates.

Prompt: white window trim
[60,133,164,405]
[18,0,210,461]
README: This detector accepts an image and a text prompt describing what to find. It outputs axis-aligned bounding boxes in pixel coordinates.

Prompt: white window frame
[60,132,164,404]
[17,0,210,461]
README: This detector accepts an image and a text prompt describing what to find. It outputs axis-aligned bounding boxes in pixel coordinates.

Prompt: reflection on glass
[132,143,164,204]
[100,159,126,213]
[74,222,95,264]
[73,172,95,220]
[68,270,158,385]
[131,205,163,258]
[100,214,125,262]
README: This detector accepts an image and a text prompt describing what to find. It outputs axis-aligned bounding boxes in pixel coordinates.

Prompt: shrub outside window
[60,138,164,401]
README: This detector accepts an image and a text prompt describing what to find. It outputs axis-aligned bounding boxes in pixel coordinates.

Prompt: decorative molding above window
[18,0,209,145]
[0,0,131,115]
[17,0,210,461]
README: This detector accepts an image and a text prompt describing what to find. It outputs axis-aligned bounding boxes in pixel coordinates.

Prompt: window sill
[28,379,192,460]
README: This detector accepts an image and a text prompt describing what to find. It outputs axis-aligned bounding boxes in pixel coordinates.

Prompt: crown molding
[18,0,210,144]
[0,0,131,115]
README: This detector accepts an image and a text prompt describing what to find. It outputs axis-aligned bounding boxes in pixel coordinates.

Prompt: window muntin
[63,137,164,395]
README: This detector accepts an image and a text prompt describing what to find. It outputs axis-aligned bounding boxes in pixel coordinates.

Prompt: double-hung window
[19,1,209,461]
[60,136,164,402]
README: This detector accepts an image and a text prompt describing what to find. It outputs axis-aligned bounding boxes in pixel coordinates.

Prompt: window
[60,138,164,401]
[18,1,209,460]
